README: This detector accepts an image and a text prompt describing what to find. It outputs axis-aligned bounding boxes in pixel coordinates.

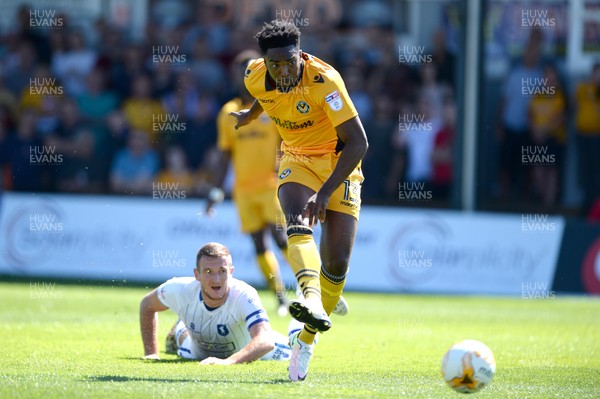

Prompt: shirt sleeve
[237,287,270,331]
[156,278,183,311]
[314,70,358,127]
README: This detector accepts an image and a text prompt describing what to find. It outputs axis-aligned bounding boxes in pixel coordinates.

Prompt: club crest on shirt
[217,324,229,336]
[296,100,310,114]
[325,90,343,111]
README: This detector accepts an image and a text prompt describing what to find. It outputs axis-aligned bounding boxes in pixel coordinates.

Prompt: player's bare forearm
[140,306,159,357]
[222,322,274,364]
[225,335,274,364]
[212,150,231,189]
[139,289,168,358]
[321,116,368,197]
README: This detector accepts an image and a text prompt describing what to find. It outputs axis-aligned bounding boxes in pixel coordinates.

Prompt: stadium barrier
[0,193,566,295]
[553,219,600,295]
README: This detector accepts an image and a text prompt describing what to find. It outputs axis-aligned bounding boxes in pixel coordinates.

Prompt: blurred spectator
[152,62,176,98]
[362,95,396,201]
[155,145,196,193]
[188,36,225,95]
[431,99,456,199]
[182,1,231,57]
[45,99,98,192]
[574,62,600,217]
[110,129,159,195]
[418,63,450,121]
[110,45,149,99]
[0,108,48,191]
[496,38,543,200]
[344,67,373,123]
[13,5,52,63]
[4,40,38,97]
[122,73,165,145]
[528,64,566,208]
[51,29,97,97]
[387,92,443,194]
[0,76,18,124]
[162,70,202,120]
[76,67,118,122]
[430,28,456,89]
[174,94,218,170]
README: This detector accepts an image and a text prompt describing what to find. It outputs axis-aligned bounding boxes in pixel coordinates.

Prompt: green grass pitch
[1,281,599,398]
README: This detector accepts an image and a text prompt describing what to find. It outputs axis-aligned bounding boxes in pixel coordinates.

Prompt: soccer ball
[441,339,496,393]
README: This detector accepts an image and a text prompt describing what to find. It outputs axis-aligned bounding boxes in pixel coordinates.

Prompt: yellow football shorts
[233,185,285,233]
[277,151,364,220]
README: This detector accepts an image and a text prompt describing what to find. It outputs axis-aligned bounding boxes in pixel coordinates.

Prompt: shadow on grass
[84,375,290,385]
[117,356,194,364]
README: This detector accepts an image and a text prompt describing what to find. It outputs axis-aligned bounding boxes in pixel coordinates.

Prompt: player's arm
[200,321,275,365]
[306,116,368,226]
[229,99,263,130]
[205,149,231,216]
[139,288,169,359]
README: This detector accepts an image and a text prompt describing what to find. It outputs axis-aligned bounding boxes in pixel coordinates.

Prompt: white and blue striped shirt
[157,277,269,359]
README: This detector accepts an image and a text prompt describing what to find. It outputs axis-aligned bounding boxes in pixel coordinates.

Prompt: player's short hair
[255,19,300,54]
[196,242,232,269]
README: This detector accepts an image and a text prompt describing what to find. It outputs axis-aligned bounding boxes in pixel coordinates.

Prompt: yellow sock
[320,267,347,315]
[256,251,284,294]
[299,324,317,345]
[287,230,321,301]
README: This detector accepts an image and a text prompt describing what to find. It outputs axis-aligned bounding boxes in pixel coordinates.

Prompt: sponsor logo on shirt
[325,90,343,111]
[270,116,314,130]
[258,98,275,104]
[279,168,291,179]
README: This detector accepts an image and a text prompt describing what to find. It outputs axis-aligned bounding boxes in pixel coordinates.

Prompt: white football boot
[288,330,314,381]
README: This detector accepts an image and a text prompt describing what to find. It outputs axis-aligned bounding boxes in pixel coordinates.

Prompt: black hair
[255,19,300,54]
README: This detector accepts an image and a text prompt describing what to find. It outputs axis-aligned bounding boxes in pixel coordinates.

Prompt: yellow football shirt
[575,82,600,135]
[529,90,567,143]
[217,98,280,194]
[244,52,358,156]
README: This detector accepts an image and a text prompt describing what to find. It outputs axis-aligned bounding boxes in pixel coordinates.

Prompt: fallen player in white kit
[139,242,291,364]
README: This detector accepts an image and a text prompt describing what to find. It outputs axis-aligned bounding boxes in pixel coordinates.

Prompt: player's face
[195,256,233,306]
[264,45,301,89]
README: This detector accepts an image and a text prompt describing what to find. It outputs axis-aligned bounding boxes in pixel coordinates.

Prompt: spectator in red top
[431,99,456,199]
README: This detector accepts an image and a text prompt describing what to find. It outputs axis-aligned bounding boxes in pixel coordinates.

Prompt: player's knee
[286,224,313,238]
[322,258,349,277]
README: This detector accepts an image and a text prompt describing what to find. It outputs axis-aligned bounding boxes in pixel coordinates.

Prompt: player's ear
[193,267,201,281]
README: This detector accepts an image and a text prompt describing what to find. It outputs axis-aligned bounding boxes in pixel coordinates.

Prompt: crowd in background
[0,1,598,218]
[0,1,458,207]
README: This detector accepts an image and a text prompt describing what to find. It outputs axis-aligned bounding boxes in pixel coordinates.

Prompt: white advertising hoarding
[0,193,564,295]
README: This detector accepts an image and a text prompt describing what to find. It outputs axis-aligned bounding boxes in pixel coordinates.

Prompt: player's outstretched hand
[229,109,253,130]
[304,191,330,227]
[200,357,234,365]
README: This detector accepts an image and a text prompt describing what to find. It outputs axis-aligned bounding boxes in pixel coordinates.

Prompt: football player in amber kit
[230,20,368,381]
